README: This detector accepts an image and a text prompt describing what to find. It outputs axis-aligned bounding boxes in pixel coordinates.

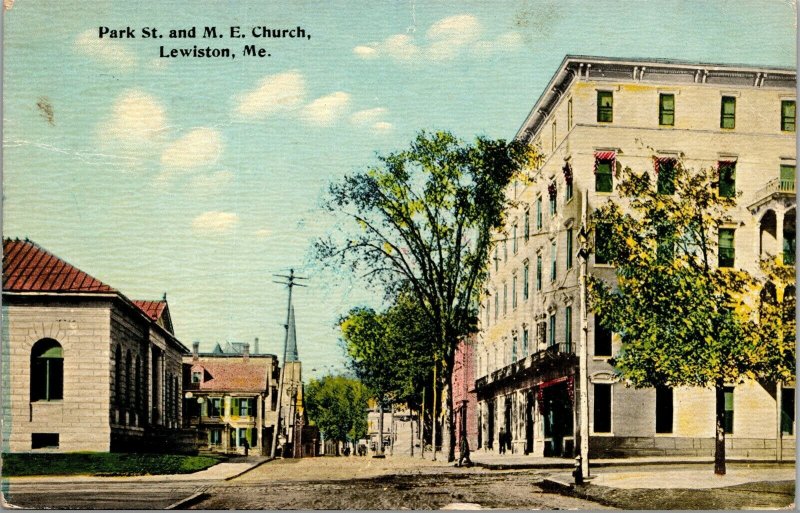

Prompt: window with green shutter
[718,161,736,198]
[536,255,542,291]
[523,261,529,300]
[656,158,676,195]
[719,229,735,267]
[566,228,573,270]
[536,197,542,230]
[595,159,613,193]
[781,100,795,132]
[720,96,736,129]
[597,91,613,122]
[595,222,613,265]
[659,94,675,126]
[565,306,572,353]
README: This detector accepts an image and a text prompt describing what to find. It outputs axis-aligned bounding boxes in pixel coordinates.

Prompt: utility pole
[270,269,306,459]
[576,190,590,483]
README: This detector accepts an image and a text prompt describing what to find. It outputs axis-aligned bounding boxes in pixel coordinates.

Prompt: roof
[132,299,167,321]
[3,238,116,293]
[187,358,272,392]
[212,341,248,355]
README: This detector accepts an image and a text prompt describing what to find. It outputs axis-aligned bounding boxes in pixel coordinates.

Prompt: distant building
[182,340,279,455]
[475,56,796,459]
[452,336,478,454]
[2,238,189,452]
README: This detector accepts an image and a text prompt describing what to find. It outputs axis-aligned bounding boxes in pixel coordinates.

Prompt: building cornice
[515,55,797,144]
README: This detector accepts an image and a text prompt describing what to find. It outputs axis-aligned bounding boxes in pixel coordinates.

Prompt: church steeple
[286,305,299,362]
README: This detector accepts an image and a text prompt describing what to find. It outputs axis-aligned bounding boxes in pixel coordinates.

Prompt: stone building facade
[182,341,279,455]
[2,238,189,453]
[474,56,796,459]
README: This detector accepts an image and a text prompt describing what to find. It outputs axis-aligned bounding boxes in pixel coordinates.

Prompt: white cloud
[189,170,234,192]
[354,14,522,63]
[349,107,388,125]
[255,228,272,239]
[373,121,393,132]
[102,90,167,143]
[161,128,222,171]
[300,91,351,126]
[75,29,137,71]
[191,211,239,235]
[234,70,306,119]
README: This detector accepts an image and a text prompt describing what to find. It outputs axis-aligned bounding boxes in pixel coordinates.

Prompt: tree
[305,375,369,453]
[317,131,536,460]
[588,161,795,475]
[340,288,438,453]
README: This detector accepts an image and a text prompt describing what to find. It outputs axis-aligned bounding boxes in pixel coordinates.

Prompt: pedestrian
[498,428,506,454]
[242,438,249,457]
[457,435,472,467]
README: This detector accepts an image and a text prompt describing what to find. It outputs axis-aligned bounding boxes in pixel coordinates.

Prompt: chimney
[242,343,250,361]
[254,337,259,355]
[192,341,200,361]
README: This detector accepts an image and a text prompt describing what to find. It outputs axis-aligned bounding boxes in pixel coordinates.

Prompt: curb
[473,458,796,471]
[165,489,209,510]
[224,457,273,481]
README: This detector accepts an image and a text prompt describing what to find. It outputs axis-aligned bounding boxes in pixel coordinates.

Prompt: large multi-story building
[2,238,189,453]
[182,340,280,455]
[474,56,796,459]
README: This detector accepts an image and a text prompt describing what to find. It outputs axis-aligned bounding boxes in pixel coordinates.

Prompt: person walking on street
[498,428,506,455]
[243,438,250,457]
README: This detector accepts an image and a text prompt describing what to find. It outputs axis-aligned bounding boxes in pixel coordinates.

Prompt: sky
[3,0,797,380]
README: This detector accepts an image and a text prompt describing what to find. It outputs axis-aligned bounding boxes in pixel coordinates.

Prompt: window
[485,300,490,327]
[494,246,499,271]
[548,313,556,348]
[503,239,508,261]
[593,384,612,433]
[656,158,676,195]
[780,164,795,188]
[549,183,557,216]
[567,98,573,129]
[724,386,734,434]
[595,315,612,357]
[511,337,517,363]
[192,371,202,384]
[655,387,673,433]
[595,157,614,193]
[781,388,795,435]
[503,283,508,315]
[512,223,518,254]
[512,274,518,309]
[494,289,499,320]
[537,321,547,349]
[657,225,674,263]
[565,306,573,353]
[659,93,675,126]
[781,100,795,132]
[718,228,735,267]
[239,398,254,416]
[720,96,736,129]
[114,345,122,405]
[595,222,613,265]
[536,255,542,291]
[536,197,542,230]
[208,397,222,417]
[31,339,63,402]
[125,351,132,407]
[32,433,59,449]
[550,240,557,281]
[524,209,530,241]
[522,328,529,356]
[597,91,613,123]
[551,120,557,151]
[718,161,736,198]
[523,261,530,300]
[566,229,574,269]
[209,429,222,445]
[135,357,141,410]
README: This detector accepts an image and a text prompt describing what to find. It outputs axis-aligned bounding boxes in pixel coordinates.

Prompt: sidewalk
[470,450,796,470]
[2,455,271,484]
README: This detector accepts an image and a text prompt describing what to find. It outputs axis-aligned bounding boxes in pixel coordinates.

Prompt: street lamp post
[576,191,591,483]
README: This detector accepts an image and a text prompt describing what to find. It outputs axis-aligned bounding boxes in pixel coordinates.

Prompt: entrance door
[504,396,512,452]
[525,390,534,454]
[487,399,495,450]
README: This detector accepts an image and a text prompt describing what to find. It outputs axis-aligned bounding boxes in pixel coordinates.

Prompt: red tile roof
[3,238,116,293]
[188,358,271,392]
[132,299,167,321]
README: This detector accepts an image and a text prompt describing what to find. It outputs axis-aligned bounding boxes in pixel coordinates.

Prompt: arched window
[125,350,132,407]
[31,339,63,401]
[115,345,122,405]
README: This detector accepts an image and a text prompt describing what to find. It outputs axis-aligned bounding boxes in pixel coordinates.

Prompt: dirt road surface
[191,456,609,510]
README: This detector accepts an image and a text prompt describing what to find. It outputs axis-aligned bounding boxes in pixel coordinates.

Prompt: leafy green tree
[589,162,795,475]
[317,130,536,460]
[305,375,369,453]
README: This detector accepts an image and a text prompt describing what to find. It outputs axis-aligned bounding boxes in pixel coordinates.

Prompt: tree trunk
[443,382,455,462]
[378,401,385,456]
[715,380,727,475]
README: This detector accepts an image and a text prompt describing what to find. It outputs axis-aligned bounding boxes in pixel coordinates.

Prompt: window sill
[30,399,63,404]
[591,431,615,436]
[655,432,675,437]
[593,356,612,361]
[593,263,614,268]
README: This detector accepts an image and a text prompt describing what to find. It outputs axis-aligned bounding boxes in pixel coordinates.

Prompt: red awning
[653,156,676,174]
[594,151,616,161]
